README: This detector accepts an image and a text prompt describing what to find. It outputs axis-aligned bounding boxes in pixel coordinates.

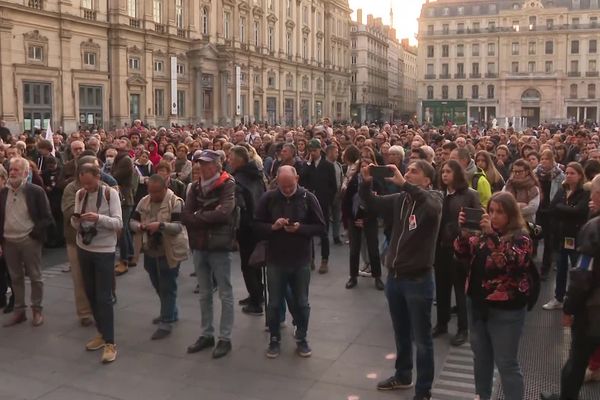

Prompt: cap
[193,149,221,163]
[307,139,321,150]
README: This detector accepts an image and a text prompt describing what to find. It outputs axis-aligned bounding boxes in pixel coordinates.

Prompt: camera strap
[81,188,103,215]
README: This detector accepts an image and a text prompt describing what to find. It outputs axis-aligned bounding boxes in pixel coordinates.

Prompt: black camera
[80,225,98,245]
[147,232,163,250]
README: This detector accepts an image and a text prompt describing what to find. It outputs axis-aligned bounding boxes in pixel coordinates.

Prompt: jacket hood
[466,159,477,176]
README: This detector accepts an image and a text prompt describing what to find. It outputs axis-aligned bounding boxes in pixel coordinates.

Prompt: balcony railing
[470,73,481,78]
[177,29,188,38]
[424,74,436,79]
[154,24,166,34]
[485,73,498,78]
[439,74,451,79]
[454,73,466,79]
[129,19,141,28]
[82,8,96,20]
[424,22,600,37]
[28,0,42,9]
[586,71,599,77]
[568,71,581,77]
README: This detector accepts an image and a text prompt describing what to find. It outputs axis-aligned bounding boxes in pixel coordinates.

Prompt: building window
[472,43,479,56]
[427,24,434,35]
[286,74,293,90]
[177,90,185,117]
[426,85,433,100]
[457,44,464,57]
[224,11,231,39]
[253,20,260,46]
[176,63,185,75]
[511,42,519,55]
[83,51,96,66]
[427,45,434,58]
[268,26,274,52]
[570,83,578,99]
[487,85,495,99]
[590,40,597,54]
[154,60,163,73]
[487,62,496,74]
[153,0,161,23]
[352,39,356,49]
[545,41,553,54]
[528,61,536,73]
[571,60,579,73]
[442,44,449,57]
[487,43,495,56]
[529,16,536,30]
[545,60,553,73]
[317,41,321,62]
[267,72,276,88]
[572,40,579,54]
[457,6,464,15]
[442,7,449,16]
[457,23,465,33]
[546,18,554,29]
[82,0,92,9]
[572,17,580,27]
[590,59,597,72]
[154,89,164,117]
[303,5,308,24]
[441,63,449,76]
[268,0,273,11]
[302,76,309,91]
[457,63,464,75]
[127,0,137,18]
[286,32,292,56]
[472,62,479,75]
[351,55,356,64]
[442,24,449,34]
[512,20,520,31]
[472,85,479,99]
[511,61,519,73]
[426,64,434,75]
[588,84,596,99]
[528,42,536,55]
[175,0,183,28]
[442,85,449,99]
[28,45,43,61]
[472,22,480,32]
[302,37,307,60]
[128,57,140,70]
[317,12,322,29]
[240,16,246,42]
[286,0,292,17]
[457,85,463,99]
[202,7,209,34]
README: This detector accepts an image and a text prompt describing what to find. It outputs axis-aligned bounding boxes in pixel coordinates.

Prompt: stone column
[195,67,203,123]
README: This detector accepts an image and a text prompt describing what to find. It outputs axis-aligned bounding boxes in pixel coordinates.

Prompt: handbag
[248,241,268,268]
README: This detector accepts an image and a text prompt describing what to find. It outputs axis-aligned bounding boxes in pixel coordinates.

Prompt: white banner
[171,56,178,115]
[235,65,241,116]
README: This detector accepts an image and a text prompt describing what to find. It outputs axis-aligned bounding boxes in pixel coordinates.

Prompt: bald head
[276,165,298,197]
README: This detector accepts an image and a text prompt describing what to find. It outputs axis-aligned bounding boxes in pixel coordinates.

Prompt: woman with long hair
[455,192,534,400]
[543,162,590,310]
[475,151,505,193]
[534,149,565,279]
[555,143,569,167]
[503,159,540,224]
[433,160,481,346]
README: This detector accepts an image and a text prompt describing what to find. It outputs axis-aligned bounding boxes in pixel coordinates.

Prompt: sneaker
[32,309,44,327]
[101,343,117,363]
[358,264,372,277]
[542,298,563,310]
[86,334,106,351]
[266,338,281,359]
[584,367,600,382]
[376,376,414,391]
[242,304,264,316]
[296,340,312,357]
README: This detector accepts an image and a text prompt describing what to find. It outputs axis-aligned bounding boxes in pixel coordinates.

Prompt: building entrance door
[521,107,540,127]
[129,94,140,122]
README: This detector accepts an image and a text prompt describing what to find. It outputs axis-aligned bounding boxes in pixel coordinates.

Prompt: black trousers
[538,213,555,276]
[434,246,468,332]
[313,206,330,261]
[0,256,12,306]
[348,218,381,278]
[238,231,263,306]
[559,322,600,399]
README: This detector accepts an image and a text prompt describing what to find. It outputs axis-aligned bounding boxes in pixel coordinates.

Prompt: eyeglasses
[512,169,526,175]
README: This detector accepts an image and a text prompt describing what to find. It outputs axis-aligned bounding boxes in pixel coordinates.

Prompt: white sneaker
[542,298,563,310]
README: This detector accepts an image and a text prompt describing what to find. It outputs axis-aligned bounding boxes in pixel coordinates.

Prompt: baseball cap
[193,149,221,163]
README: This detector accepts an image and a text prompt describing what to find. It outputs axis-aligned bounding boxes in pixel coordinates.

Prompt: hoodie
[148,140,162,166]
[233,161,266,230]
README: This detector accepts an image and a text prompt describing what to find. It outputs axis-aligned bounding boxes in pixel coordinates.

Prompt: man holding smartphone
[360,161,443,400]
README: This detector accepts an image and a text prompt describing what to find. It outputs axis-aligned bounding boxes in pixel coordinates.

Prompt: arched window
[202,7,209,35]
[442,85,449,99]
[457,85,464,99]
[522,88,542,101]
[427,85,434,99]
[570,84,578,99]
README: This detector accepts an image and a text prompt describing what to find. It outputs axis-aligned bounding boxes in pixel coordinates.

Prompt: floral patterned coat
[454,231,534,308]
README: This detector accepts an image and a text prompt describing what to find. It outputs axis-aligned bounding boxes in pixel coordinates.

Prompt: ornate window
[202,7,209,35]
[24,30,48,66]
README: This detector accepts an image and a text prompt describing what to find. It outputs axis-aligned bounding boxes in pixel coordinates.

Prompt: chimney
[401,38,409,48]
[367,14,373,25]
[356,8,363,25]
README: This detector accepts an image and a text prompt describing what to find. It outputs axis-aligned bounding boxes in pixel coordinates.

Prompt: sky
[348,0,426,45]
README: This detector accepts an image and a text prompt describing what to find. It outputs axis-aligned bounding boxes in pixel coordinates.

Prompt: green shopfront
[422,101,467,126]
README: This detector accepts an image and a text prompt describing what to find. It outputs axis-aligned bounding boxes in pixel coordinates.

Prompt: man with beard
[228,145,266,315]
[0,157,53,327]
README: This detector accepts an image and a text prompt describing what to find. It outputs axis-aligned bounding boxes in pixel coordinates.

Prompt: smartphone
[463,207,484,231]
[369,165,394,179]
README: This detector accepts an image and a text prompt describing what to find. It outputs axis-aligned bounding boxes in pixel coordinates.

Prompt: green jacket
[472,169,492,208]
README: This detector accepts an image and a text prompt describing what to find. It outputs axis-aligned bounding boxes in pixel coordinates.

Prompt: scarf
[536,165,561,182]
[505,175,539,204]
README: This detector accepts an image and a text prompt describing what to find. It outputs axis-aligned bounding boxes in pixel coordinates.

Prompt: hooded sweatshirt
[148,140,162,166]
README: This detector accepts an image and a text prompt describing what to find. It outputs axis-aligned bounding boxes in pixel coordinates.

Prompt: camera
[80,225,98,245]
[147,231,163,250]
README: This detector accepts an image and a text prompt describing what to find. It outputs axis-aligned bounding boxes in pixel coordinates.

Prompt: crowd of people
[0,118,599,400]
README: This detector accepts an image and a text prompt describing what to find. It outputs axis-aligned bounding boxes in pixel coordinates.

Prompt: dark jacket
[181,171,237,251]
[550,186,590,245]
[0,183,54,243]
[254,187,326,269]
[360,180,443,279]
[57,159,76,190]
[112,151,135,206]
[438,187,481,248]
[168,178,187,200]
[233,161,266,231]
[300,155,338,211]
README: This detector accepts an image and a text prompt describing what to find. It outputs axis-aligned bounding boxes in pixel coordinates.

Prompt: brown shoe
[318,260,329,274]
[80,317,94,327]
[32,309,44,327]
[86,334,106,351]
[101,343,117,363]
[115,261,128,276]
[3,310,27,327]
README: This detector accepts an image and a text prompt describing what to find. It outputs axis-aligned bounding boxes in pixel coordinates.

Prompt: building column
[195,67,203,123]
[59,30,77,132]
[0,20,17,132]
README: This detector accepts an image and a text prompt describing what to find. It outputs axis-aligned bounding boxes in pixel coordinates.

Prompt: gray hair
[389,145,405,159]
[9,157,29,174]
[276,165,298,177]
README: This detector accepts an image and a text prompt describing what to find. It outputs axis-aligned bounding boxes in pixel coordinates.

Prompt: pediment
[128,45,143,54]
[81,38,100,50]
[127,74,147,87]
[23,30,48,43]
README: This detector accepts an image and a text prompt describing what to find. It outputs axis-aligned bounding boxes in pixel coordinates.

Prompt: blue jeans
[267,264,310,342]
[193,250,233,341]
[385,273,435,397]
[467,299,526,400]
[555,248,579,302]
[144,255,179,331]
[119,206,133,261]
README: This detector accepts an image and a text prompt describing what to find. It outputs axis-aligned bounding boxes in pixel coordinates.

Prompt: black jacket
[233,161,266,230]
[254,187,325,269]
[300,155,337,210]
[0,183,54,243]
[360,180,443,279]
[550,186,590,244]
[438,187,481,248]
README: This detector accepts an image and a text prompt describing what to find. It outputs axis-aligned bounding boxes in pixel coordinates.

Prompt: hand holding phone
[462,207,484,231]
[369,165,394,180]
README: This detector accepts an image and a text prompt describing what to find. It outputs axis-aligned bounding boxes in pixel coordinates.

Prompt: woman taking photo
[503,159,540,224]
[433,160,481,346]
[475,151,505,193]
[543,162,590,310]
[455,192,534,400]
[534,150,565,279]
